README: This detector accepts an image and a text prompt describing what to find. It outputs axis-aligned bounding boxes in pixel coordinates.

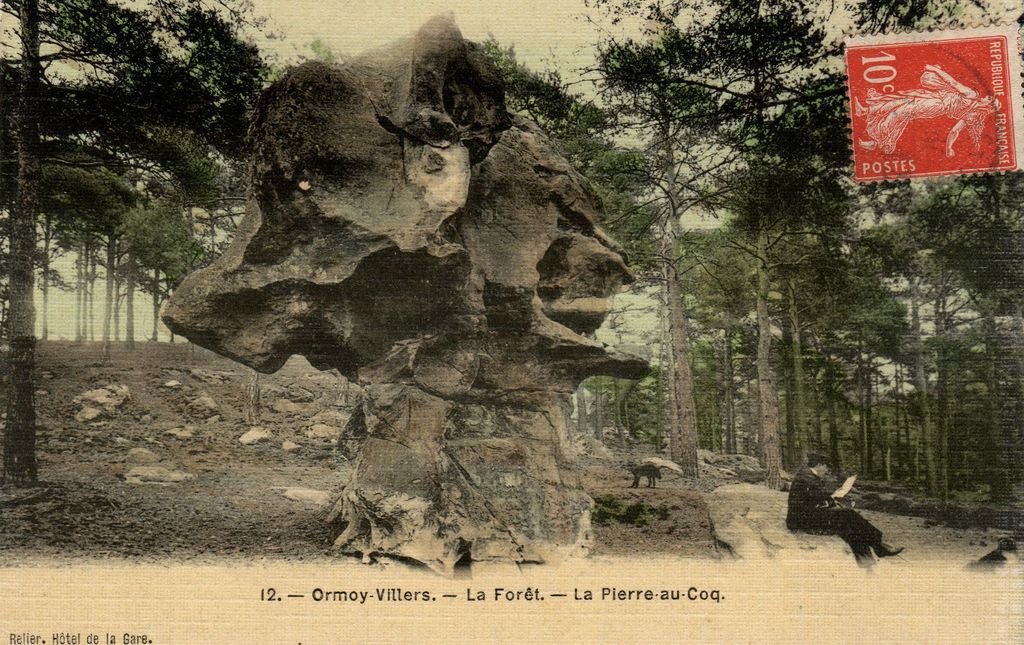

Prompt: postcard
[1,1,1021,642]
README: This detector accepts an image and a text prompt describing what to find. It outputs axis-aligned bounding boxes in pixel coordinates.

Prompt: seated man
[786,452,903,565]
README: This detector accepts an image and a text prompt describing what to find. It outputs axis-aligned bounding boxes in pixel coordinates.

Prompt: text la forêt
[465,587,722,602]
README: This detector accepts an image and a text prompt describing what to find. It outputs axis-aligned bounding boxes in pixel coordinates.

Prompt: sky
[251,0,617,76]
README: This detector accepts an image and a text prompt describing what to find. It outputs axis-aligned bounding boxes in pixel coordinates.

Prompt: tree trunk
[933,299,947,497]
[3,0,41,486]
[826,365,840,469]
[910,281,938,495]
[782,323,796,464]
[856,336,865,473]
[788,283,807,465]
[75,244,84,343]
[151,268,161,341]
[874,365,887,480]
[884,412,892,481]
[1016,300,1024,448]
[125,253,136,350]
[934,295,949,502]
[754,232,782,489]
[88,252,97,341]
[855,334,872,476]
[914,435,921,484]
[621,380,637,443]
[208,210,217,252]
[40,212,51,341]
[864,355,874,477]
[718,327,737,453]
[82,241,93,342]
[1017,300,1024,444]
[113,271,122,342]
[982,308,1014,504]
[660,270,679,454]
[575,384,590,437]
[901,370,911,479]
[666,261,699,476]
[610,374,618,434]
[102,237,116,360]
[244,370,262,425]
[745,375,758,457]
[657,128,700,475]
[894,363,907,479]
[812,369,823,448]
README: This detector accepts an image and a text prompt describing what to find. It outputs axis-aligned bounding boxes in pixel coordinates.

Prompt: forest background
[1,0,1022,511]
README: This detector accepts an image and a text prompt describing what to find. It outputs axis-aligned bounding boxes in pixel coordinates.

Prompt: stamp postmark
[846,25,1024,182]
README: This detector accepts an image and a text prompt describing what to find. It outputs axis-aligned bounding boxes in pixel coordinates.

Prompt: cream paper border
[2,558,1021,643]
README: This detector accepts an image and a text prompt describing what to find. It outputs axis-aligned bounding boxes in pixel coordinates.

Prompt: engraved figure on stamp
[855,64,999,157]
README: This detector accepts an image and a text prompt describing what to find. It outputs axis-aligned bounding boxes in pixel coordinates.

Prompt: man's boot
[874,542,904,558]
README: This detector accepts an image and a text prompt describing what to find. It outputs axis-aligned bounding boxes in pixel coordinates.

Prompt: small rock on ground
[75,406,103,423]
[305,424,340,440]
[271,398,306,415]
[74,385,131,408]
[123,466,194,484]
[239,427,272,445]
[189,393,219,414]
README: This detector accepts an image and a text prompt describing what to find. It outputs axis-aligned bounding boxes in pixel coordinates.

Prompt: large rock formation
[162,15,646,573]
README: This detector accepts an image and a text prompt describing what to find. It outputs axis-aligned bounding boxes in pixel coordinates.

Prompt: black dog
[629,463,662,488]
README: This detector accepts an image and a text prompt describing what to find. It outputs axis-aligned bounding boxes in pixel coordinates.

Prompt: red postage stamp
[846,25,1024,182]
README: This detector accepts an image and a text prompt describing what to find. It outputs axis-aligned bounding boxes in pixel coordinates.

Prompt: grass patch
[592,495,669,527]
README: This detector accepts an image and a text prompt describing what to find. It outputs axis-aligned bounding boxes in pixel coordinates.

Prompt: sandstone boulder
[305,424,341,441]
[75,406,103,423]
[270,398,305,415]
[124,467,194,485]
[75,385,131,408]
[239,427,272,445]
[189,393,219,415]
[707,483,850,561]
[699,450,766,484]
[162,15,646,574]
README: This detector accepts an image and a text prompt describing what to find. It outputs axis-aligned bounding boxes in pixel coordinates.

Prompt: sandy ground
[0,342,351,565]
[0,341,1018,571]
